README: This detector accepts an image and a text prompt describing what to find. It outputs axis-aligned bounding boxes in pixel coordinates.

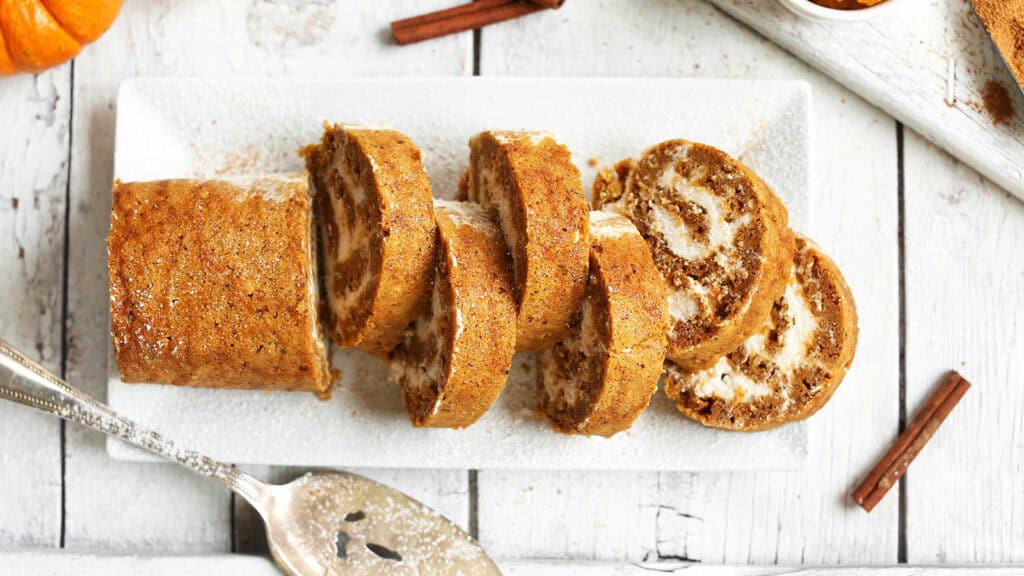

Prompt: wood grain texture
[476,0,900,563]
[4,552,1024,575]
[62,0,471,553]
[709,0,1024,203]
[0,67,71,547]
[903,131,1024,562]
[5,0,1020,565]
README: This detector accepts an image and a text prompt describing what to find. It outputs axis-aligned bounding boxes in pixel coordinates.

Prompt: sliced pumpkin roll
[539,211,669,437]
[302,125,436,356]
[664,237,858,431]
[593,139,795,372]
[465,130,589,351]
[388,200,517,428]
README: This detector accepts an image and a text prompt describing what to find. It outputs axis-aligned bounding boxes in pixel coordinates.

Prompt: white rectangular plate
[108,77,810,470]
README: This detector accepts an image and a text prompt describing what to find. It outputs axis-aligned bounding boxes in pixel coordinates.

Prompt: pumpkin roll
[302,125,436,356]
[539,212,669,438]
[388,200,516,428]
[593,139,795,372]
[108,176,331,397]
[465,130,589,351]
[664,237,858,431]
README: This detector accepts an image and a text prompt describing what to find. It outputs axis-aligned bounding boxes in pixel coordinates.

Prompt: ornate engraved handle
[0,337,267,508]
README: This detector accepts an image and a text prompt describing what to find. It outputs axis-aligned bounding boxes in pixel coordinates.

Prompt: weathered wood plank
[3,551,1024,575]
[0,67,71,547]
[902,131,1024,562]
[63,0,472,552]
[476,0,900,563]
[709,0,1024,203]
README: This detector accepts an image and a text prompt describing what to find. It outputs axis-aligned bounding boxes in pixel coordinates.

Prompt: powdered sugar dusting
[491,129,556,147]
[434,199,500,237]
[268,473,498,575]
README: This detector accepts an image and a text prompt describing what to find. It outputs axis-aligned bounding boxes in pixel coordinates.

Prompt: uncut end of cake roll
[539,212,669,438]
[594,139,796,372]
[301,124,436,357]
[465,130,589,351]
[108,176,332,397]
[388,200,516,429]
[664,237,858,431]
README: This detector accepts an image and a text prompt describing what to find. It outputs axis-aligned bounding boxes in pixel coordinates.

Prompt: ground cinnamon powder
[971,0,1022,124]
[982,80,1014,125]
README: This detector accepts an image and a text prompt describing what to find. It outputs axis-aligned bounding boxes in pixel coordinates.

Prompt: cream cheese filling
[667,290,699,324]
[686,272,818,407]
[772,280,818,373]
[589,210,637,240]
[389,266,448,417]
[325,152,371,315]
[691,355,776,403]
[648,188,751,265]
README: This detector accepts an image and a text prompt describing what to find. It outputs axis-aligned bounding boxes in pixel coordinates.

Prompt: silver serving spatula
[0,338,500,576]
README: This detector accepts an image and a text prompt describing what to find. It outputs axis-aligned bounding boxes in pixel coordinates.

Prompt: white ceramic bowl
[777,0,906,21]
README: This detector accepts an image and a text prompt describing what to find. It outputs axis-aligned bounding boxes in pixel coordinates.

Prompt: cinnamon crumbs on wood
[981,80,1014,125]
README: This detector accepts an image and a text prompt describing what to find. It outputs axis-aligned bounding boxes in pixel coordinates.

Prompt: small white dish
[777,0,905,21]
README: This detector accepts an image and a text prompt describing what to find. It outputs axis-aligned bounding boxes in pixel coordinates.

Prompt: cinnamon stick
[391,0,556,46]
[852,371,971,512]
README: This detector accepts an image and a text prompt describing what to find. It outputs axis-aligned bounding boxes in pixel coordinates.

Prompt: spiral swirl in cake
[594,139,795,372]
[302,125,436,356]
[664,237,858,431]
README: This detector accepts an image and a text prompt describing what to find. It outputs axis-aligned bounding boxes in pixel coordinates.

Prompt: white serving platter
[107,77,810,471]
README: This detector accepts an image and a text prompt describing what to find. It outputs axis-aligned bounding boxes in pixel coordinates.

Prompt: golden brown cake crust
[301,125,436,357]
[467,130,589,351]
[664,237,859,431]
[388,200,516,428]
[539,212,668,437]
[594,139,795,372]
[108,176,331,396]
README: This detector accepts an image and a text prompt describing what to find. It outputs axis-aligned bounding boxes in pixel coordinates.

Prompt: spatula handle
[0,337,265,506]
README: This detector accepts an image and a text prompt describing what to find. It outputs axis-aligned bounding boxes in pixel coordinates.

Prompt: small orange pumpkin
[0,0,122,76]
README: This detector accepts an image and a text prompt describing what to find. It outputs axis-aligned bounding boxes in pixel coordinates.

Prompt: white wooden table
[1,0,1021,567]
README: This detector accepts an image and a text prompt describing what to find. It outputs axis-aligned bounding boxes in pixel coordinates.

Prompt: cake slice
[302,125,436,356]
[388,200,517,428]
[594,139,795,372]
[664,237,858,431]
[465,130,589,351]
[539,212,668,437]
[108,176,331,397]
